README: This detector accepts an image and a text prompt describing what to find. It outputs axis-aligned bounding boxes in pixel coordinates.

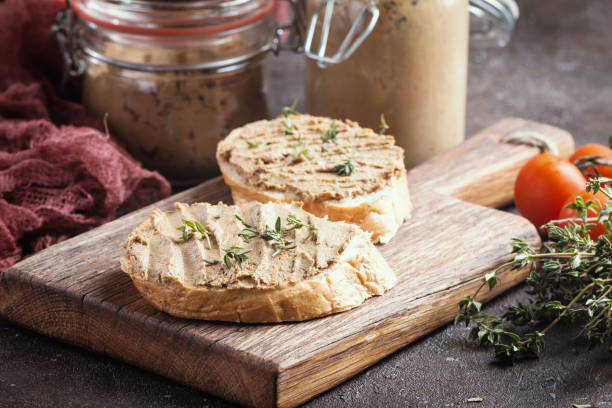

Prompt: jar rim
[71,0,274,36]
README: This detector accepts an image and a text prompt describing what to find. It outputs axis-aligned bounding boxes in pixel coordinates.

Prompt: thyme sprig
[237,214,316,256]
[574,156,612,179]
[457,177,612,364]
[292,133,313,162]
[321,123,340,145]
[282,99,299,117]
[287,214,318,242]
[335,158,355,176]
[223,246,251,269]
[246,140,267,149]
[177,218,212,249]
[281,118,295,135]
[379,114,389,135]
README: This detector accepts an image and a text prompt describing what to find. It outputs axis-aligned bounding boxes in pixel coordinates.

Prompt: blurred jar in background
[305,0,519,169]
[55,0,276,186]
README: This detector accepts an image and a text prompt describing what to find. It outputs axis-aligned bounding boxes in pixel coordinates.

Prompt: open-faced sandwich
[121,201,396,322]
[216,114,411,244]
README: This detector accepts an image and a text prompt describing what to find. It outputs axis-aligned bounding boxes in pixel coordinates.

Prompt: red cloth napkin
[0,0,171,272]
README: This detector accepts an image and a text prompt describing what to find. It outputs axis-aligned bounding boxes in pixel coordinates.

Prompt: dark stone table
[2,0,611,406]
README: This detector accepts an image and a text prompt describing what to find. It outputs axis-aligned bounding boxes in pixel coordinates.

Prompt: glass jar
[56,0,276,186]
[304,0,518,169]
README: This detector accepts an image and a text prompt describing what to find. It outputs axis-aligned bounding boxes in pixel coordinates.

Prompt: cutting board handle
[407,117,575,208]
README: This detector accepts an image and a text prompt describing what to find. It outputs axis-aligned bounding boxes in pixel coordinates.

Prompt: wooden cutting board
[0,118,574,408]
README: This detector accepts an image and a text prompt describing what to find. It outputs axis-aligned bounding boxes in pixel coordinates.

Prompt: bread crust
[218,158,411,244]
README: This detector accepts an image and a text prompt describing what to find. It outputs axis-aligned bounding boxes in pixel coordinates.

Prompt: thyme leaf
[223,246,251,270]
[292,133,312,162]
[235,214,252,228]
[379,113,389,135]
[321,123,339,145]
[246,140,267,149]
[282,99,299,117]
[304,224,318,242]
[271,240,296,257]
[177,218,212,249]
[281,118,295,135]
[260,217,287,242]
[335,158,355,176]
[286,214,306,230]
[204,258,219,265]
[239,228,260,243]
[287,214,317,242]
[177,224,193,241]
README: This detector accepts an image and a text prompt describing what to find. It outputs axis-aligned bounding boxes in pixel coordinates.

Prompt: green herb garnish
[281,118,295,135]
[287,214,317,242]
[203,258,219,265]
[335,158,355,176]
[246,140,267,149]
[286,214,306,230]
[379,114,389,135]
[271,240,296,257]
[260,217,287,242]
[267,217,296,256]
[235,214,252,228]
[282,99,300,117]
[321,123,339,145]
[304,224,317,242]
[223,246,251,270]
[292,133,312,162]
[456,176,612,364]
[236,216,303,256]
[177,218,212,249]
[177,224,193,241]
[239,228,260,243]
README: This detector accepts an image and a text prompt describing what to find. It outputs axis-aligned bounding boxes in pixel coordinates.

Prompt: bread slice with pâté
[216,114,411,244]
[120,201,396,322]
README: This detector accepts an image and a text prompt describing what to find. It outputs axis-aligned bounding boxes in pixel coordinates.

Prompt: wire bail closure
[304,0,379,68]
[272,0,307,55]
[51,0,381,78]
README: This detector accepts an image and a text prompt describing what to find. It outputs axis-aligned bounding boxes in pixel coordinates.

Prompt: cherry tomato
[558,190,610,240]
[514,153,587,228]
[569,143,612,178]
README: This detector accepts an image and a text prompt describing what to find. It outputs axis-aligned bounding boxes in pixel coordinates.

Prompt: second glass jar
[70,0,275,185]
[306,0,468,169]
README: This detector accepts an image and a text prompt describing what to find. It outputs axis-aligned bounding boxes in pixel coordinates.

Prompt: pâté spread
[123,201,361,290]
[216,114,406,202]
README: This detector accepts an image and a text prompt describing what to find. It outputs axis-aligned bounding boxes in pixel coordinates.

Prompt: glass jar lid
[70,0,274,36]
[51,0,277,74]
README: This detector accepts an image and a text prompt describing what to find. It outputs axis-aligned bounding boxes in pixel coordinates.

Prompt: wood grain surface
[0,118,574,407]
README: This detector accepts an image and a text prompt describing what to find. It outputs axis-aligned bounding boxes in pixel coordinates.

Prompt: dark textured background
[2,0,611,407]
